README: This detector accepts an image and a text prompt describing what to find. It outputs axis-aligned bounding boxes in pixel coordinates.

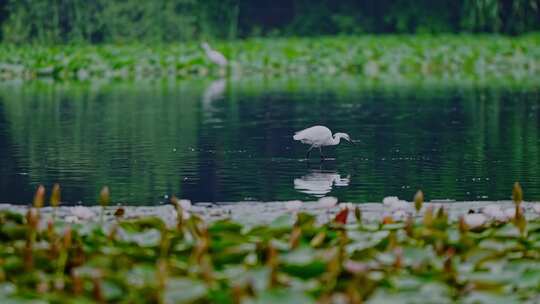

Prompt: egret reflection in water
[202,79,227,114]
[294,170,350,197]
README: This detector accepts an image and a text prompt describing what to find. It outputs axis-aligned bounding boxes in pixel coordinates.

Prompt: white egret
[293,125,353,160]
[201,42,228,67]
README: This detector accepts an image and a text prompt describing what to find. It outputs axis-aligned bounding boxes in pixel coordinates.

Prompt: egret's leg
[306,146,314,159]
[319,147,325,160]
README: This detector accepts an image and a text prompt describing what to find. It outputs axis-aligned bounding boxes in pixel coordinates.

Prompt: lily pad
[246,289,314,304]
[164,278,207,304]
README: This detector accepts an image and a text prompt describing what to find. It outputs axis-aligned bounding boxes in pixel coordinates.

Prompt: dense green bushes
[0,0,223,43]
[0,0,539,44]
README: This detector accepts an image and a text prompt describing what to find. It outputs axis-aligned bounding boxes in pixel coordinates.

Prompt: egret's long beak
[350,139,359,145]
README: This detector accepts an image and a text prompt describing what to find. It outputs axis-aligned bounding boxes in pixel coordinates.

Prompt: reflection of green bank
[0,82,201,203]
[0,78,538,203]
[0,35,539,81]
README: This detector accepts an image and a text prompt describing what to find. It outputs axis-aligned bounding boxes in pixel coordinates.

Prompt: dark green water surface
[0,78,538,204]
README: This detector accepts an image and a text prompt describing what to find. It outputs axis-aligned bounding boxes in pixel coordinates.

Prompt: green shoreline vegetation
[1,35,539,81]
[1,185,540,303]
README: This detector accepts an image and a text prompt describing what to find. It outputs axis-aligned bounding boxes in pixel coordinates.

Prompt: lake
[0,78,538,205]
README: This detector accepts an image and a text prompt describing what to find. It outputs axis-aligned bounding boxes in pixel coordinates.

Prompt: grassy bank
[1,35,539,81]
[1,187,539,303]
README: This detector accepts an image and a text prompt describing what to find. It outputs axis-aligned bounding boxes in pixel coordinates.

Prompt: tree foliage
[0,0,539,43]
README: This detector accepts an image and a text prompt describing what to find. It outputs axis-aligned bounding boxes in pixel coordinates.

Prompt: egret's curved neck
[331,134,341,146]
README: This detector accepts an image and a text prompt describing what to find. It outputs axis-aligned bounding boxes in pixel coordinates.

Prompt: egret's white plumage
[201,42,228,67]
[293,125,352,159]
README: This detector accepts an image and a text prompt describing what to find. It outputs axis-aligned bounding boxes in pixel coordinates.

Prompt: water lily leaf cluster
[0,35,539,81]
[1,201,539,303]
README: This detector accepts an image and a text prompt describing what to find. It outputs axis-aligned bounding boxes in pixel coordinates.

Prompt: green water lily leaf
[493,225,521,238]
[478,239,521,252]
[0,223,27,240]
[224,266,270,292]
[281,247,326,279]
[281,246,317,265]
[368,283,453,304]
[246,289,315,304]
[0,298,48,304]
[515,270,540,289]
[120,217,166,232]
[401,246,436,266]
[461,291,520,304]
[296,213,316,227]
[126,265,156,288]
[418,282,453,303]
[526,222,540,233]
[164,278,207,304]
[208,220,243,234]
[0,283,16,296]
[269,215,294,229]
[391,275,424,291]
[377,252,396,266]
[381,223,405,230]
[118,228,161,247]
[63,297,98,304]
[462,270,519,286]
[347,230,389,253]
[367,289,417,304]
[102,280,123,301]
[0,211,24,224]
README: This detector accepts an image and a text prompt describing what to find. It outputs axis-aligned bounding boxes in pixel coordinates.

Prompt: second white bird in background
[201,42,228,67]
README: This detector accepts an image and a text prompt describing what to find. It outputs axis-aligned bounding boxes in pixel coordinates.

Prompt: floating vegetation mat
[1,186,540,303]
[1,35,539,81]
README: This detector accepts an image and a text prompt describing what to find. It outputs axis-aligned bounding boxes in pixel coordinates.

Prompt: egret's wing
[293,126,315,139]
[293,126,330,142]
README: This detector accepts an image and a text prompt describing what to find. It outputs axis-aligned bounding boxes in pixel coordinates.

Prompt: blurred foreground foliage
[1,187,540,303]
